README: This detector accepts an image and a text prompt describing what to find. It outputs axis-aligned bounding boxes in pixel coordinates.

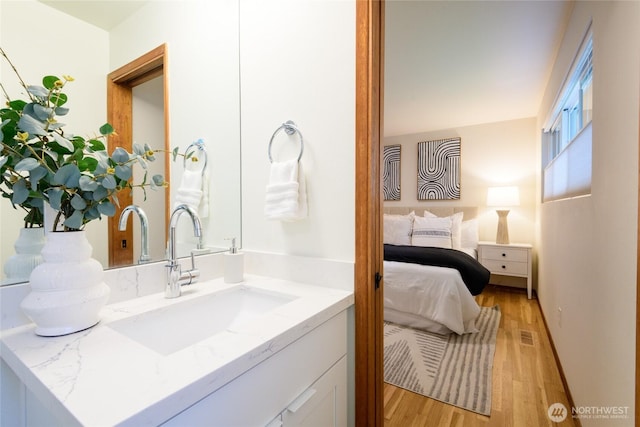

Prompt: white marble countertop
[0,275,354,426]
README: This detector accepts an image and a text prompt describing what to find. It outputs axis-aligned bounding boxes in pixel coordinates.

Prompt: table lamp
[487,186,520,244]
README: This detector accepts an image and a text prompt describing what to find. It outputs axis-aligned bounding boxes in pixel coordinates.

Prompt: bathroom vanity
[0,275,353,426]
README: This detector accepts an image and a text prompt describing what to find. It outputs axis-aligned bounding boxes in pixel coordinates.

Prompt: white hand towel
[174,169,204,214]
[265,160,307,221]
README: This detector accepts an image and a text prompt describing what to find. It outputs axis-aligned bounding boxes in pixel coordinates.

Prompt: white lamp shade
[487,186,520,208]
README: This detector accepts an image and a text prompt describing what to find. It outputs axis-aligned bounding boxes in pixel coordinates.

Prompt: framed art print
[417,137,460,200]
[383,144,401,201]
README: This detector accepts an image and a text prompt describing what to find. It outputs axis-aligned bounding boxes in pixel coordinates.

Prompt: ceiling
[38,0,148,30]
[384,0,573,137]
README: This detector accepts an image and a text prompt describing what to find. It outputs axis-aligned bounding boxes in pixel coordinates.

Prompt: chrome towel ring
[184,138,208,176]
[268,120,304,163]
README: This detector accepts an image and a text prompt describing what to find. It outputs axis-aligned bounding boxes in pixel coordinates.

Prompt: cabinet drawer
[481,246,528,262]
[482,259,528,276]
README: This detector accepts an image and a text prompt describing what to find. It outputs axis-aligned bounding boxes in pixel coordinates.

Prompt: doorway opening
[106,44,170,267]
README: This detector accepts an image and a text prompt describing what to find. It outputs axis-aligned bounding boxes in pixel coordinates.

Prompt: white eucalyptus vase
[3,227,45,286]
[20,230,111,336]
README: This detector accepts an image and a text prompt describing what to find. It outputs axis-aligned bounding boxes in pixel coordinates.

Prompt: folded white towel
[174,168,209,218]
[265,160,307,221]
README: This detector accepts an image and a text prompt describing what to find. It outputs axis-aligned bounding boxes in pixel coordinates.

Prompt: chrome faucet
[166,204,202,298]
[118,205,151,264]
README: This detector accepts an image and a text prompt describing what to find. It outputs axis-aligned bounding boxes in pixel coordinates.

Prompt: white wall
[0,1,110,272]
[537,2,640,425]
[239,0,356,262]
[383,117,537,246]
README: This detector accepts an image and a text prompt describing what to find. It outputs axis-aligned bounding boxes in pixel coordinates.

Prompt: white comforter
[383,260,481,335]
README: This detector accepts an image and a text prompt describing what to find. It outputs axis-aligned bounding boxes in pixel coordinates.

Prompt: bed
[383,206,490,335]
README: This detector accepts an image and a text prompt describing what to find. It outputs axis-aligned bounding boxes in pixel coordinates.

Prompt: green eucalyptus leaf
[52,133,74,152]
[93,186,108,201]
[26,85,48,98]
[70,193,87,210]
[18,114,47,136]
[115,165,132,180]
[111,147,129,163]
[63,210,84,230]
[172,146,179,161]
[15,158,40,171]
[97,201,116,216]
[47,188,63,210]
[78,157,98,172]
[8,100,26,111]
[50,93,67,107]
[12,179,29,204]
[55,106,69,116]
[42,76,60,90]
[32,104,52,121]
[152,174,165,186]
[101,175,117,190]
[71,137,85,151]
[29,197,44,208]
[99,123,114,136]
[89,139,105,151]
[29,166,48,189]
[85,206,100,221]
[79,175,99,191]
[53,164,81,188]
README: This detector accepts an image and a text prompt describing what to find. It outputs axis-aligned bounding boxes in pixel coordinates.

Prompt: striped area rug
[383,305,501,415]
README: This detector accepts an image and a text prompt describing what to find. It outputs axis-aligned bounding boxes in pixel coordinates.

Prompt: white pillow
[411,216,452,248]
[383,212,415,245]
[424,210,463,249]
[461,218,479,249]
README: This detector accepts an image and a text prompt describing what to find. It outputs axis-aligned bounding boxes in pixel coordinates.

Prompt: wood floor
[383,285,576,427]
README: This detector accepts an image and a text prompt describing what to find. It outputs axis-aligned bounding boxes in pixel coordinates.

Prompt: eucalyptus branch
[0,46,35,103]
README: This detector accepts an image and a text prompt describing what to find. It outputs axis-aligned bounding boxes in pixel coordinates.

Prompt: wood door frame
[355,0,384,425]
[636,77,639,425]
[106,44,170,267]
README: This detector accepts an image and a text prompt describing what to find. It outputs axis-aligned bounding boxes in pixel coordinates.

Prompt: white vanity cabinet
[161,310,348,427]
[1,277,353,427]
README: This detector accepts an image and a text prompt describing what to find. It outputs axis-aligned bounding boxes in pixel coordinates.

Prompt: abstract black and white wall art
[383,144,401,201]
[417,137,461,200]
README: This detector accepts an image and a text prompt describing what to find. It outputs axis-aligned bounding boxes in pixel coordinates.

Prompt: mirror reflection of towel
[264,160,307,221]
[174,169,209,218]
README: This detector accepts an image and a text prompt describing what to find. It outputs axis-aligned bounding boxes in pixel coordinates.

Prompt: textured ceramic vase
[20,231,111,336]
[3,227,45,286]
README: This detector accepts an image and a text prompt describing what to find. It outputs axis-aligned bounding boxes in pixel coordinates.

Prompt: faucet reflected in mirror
[118,205,152,265]
[166,204,203,299]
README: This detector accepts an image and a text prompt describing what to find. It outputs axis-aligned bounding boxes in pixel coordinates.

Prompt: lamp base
[495,210,510,244]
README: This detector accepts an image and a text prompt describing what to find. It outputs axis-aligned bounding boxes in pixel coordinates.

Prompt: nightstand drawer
[481,246,529,262]
[482,259,529,276]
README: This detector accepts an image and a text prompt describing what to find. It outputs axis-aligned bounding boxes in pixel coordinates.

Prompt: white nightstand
[478,242,533,299]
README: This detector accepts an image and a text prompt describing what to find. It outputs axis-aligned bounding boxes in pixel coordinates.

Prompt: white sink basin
[108,285,298,355]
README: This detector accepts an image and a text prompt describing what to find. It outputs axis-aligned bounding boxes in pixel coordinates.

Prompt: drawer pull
[501,265,506,269]
[502,253,506,257]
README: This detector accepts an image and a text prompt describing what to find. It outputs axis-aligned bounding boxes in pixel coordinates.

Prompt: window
[542,27,593,202]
